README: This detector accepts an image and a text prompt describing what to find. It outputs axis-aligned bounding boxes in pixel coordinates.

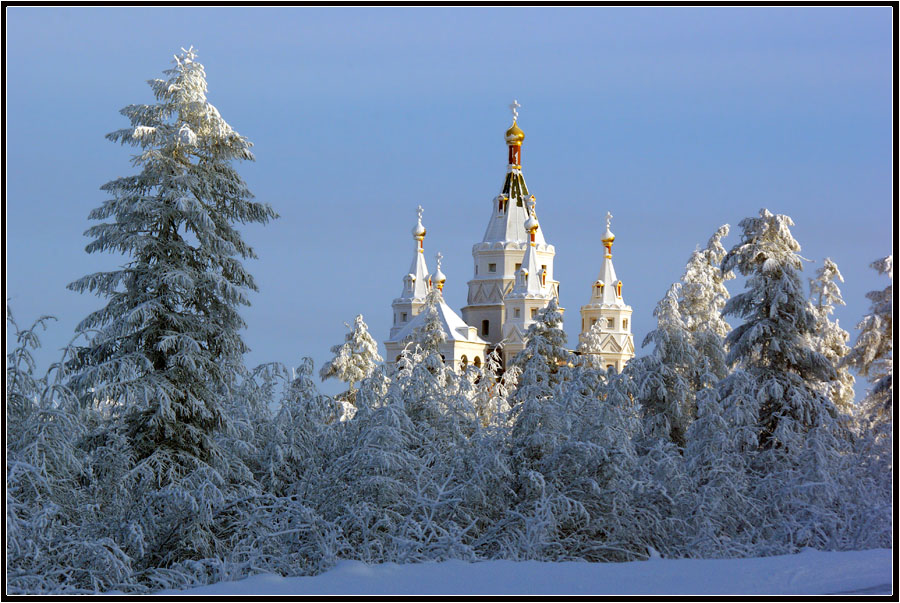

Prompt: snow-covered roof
[481,169,547,245]
[386,298,488,345]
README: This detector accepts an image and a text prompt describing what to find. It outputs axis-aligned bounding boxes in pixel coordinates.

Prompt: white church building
[384,102,635,372]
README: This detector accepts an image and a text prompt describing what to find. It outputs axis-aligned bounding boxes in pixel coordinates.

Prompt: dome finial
[433,252,446,292]
[524,197,540,244]
[505,99,525,147]
[602,211,616,257]
[412,205,426,250]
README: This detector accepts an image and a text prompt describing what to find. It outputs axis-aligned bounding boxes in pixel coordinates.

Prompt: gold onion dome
[601,227,615,244]
[505,121,525,146]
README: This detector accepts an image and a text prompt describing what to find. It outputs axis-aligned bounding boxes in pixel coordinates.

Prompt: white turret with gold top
[391,206,432,339]
[578,212,635,372]
[501,197,558,365]
[462,100,559,351]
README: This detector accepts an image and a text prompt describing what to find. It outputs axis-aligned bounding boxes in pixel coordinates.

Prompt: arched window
[460,355,468,369]
[474,356,482,368]
[481,320,490,336]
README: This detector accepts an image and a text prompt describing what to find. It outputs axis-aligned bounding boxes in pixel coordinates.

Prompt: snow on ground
[158,549,892,596]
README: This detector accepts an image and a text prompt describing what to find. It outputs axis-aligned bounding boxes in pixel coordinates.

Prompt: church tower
[390,206,431,339]
[501,198,557,365]
[462,101,559,350]
[578,212,635,372]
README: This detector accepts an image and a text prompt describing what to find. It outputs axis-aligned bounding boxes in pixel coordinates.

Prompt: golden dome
[505,121,525,146]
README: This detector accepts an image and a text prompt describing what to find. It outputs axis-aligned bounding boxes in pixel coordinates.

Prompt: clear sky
[5,7,893,394]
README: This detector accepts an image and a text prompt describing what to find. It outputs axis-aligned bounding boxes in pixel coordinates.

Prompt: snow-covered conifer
[66,47,277,465]
[319,314,383,400]
[808,258,855,413]
[844,255,893,433]
[632,284,696,447]
[679,224,733,387]
[722,209,837,450]
[510,299,570,406]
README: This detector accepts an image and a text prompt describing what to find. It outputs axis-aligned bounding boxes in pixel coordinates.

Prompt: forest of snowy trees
[5,49,893,595]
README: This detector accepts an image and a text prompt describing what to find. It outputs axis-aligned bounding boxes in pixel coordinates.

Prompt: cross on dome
[435,251,443,269]
[417,205,424,221]
[510,99,521,122]
[605,211,613,231]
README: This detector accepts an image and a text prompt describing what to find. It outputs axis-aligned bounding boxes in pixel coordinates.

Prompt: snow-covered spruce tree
[631,284,697,447]
[808,258,855,414]
[721,209,838,451]
[679,224,733,388]
[67,47,277,466]
[510,298,570,405]
[319,314,382,403]
[844,255,893,434]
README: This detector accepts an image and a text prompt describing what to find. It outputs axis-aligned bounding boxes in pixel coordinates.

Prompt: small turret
[391,206,432,338]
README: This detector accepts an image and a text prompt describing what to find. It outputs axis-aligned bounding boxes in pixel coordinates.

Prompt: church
[384,102,636,372]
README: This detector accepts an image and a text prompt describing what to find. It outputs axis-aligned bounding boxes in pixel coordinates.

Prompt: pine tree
[722,209,837,451]
[320,314,383,400]
[844,255,893,433]
[67,47,277,465]
[808,258,855,413]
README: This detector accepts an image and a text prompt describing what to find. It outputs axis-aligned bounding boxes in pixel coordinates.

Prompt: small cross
[416,205,424,221]
[527,197,536,214]
[510,99,521,122]
[605,211,613,230]
[435,252,443,270]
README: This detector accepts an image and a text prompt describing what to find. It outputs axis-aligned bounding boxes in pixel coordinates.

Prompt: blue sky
[5,7,893,394]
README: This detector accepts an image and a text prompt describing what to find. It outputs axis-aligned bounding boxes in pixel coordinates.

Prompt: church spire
[595,211,623,304]
[391,206,432,339]
[404,205,431,300]
[480,101,546,245]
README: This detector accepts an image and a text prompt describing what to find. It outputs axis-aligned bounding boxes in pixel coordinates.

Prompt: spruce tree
[844,255,893,433]
[320,314,383,400]
[632,284,696,447]
[722,209,836,451]
[808,258,855,413]
[67,47,277,465]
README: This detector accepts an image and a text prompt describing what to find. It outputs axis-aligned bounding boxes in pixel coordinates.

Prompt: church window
[475,265,478,274]
[591,318,597,326]
[607,317,615,328]
[514,308,520,318]
[474,356,482,368]
[488,263,497,273]
[531,308,538,319]
[461,355,468,369]
[401,312,408,322]
[482,320,490,336]
[515,263,521,272]
[623,318,628,330]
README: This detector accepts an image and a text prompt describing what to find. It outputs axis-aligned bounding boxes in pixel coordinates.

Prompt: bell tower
[462,101,559,349]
